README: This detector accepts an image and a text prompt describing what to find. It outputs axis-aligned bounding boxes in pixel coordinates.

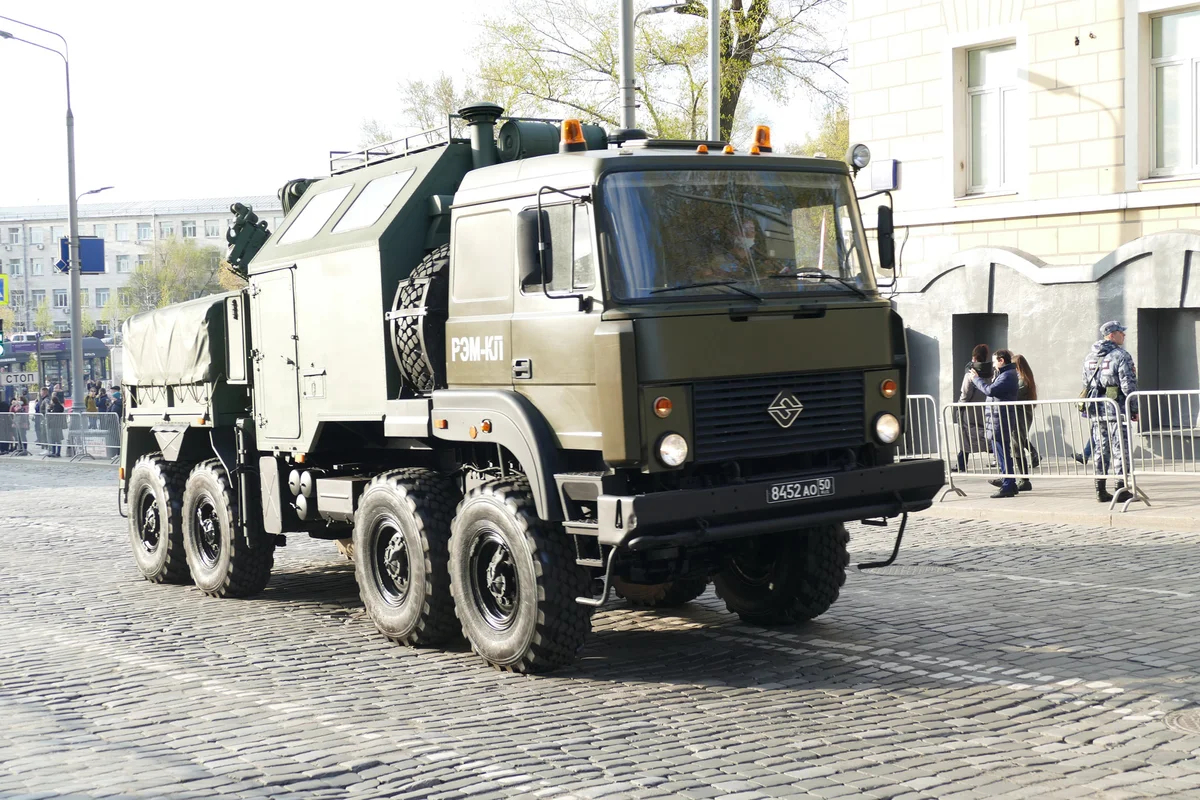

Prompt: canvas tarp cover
[123,293,231,386]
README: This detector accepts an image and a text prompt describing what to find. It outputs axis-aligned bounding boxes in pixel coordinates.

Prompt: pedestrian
[970,348,1020,498]
[1082,320,1138,503]
[35,387,50,452]
[47,392,66,458]
[106,386,123,458]
[85,389,98,429]
[0,393,10,454]
[1013,354,1039,492]
[11,395,29,454]
[953,344,993,472]
[96,387,110,414]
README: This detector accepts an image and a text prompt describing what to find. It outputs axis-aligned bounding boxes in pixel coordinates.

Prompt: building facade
[849,0,1200,403]
[0,196,281,336]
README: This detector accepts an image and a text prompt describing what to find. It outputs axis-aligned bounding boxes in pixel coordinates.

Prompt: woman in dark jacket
[47,393,66,458]
[970,349,1020,497]
[954,344,993,471]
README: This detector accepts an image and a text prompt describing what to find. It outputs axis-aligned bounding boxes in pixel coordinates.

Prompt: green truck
[119,103,943,673]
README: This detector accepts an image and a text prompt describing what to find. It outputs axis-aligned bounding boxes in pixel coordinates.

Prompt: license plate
[766,477,835,504]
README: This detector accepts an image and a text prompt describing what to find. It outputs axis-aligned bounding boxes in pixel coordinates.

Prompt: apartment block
[0,196,281,335]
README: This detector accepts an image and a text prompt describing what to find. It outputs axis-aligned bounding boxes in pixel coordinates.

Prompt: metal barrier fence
[940,396,1148,509]
[898,394,940,460]
[1124,390,1200,507]
[0,412,121,462]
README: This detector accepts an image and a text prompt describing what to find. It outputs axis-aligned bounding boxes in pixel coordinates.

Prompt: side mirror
[876,205,895,271]
[516,209,551,287]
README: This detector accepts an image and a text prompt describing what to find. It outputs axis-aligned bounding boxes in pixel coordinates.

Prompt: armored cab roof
[453,146,852,208]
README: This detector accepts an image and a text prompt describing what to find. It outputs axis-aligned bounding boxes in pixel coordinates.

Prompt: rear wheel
[713,524,849,625]
[352,469,460,646]
[613,577,708,608]
[449,478,592,673]
[182,459,274,598]
[127,453,190,584]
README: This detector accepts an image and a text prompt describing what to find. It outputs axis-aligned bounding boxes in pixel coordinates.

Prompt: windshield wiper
[764,270,870,300]
[650,279,763,302]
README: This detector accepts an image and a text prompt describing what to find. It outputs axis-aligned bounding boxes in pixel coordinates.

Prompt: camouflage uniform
[1082,338,1137,478]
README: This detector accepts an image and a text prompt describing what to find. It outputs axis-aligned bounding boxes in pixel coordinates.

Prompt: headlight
[848,143,871,170]
[657,433,688,467]
[874,413,901,444]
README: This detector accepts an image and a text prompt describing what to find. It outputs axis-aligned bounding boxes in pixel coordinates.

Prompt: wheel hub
[471,530,519,630]
[373,517,410,606]
[138,493,160,553]
[194,496,221,567]
[383,534,410,595]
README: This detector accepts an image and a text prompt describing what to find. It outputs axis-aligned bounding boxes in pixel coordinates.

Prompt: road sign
[56,236,106,274]
[1,372,37,388]
[0,273,7,305]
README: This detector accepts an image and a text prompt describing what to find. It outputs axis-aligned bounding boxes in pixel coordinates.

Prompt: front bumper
[596,459,945,549]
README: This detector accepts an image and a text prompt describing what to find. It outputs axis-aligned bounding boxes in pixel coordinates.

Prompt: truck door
[445,208,514,389]
[250,267,301,440]
[511,201,603,451]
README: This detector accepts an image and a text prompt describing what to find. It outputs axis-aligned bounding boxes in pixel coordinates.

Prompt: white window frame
[7,228,19,245]
[116,255,131,274]
[159,221,175,238]
[966,45,1018,194]
[204,220,220,238]
[181,220,197,238]
[12,290,24,308]
[944,26,1027,201]
[31,289,46,306]
[115,223,130,242]
[95,288,110,307]
[53,289,68,309]
[30,228,44,245]
[1148,8,1200,177]
[136,222,151,241]
[31,259,43,276]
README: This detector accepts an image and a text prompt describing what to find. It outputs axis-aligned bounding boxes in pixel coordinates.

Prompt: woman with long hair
[1013,354,1039,489]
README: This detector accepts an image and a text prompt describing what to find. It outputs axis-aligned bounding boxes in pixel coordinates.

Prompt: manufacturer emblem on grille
[768,390,805,428]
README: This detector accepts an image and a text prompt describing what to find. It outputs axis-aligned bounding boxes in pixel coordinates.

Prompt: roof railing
[328,113,589,175]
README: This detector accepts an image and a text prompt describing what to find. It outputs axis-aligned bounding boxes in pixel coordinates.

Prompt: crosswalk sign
[0,273,8,306]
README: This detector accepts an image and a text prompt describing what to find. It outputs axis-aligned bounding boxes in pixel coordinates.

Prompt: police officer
[1082,320,1138,502]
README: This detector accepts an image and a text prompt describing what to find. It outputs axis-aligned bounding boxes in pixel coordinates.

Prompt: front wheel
[713,524,850,625]
[449,478,592,673]
[182,459,274,598]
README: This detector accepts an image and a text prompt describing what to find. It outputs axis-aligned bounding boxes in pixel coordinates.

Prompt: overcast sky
[0,0,825,208]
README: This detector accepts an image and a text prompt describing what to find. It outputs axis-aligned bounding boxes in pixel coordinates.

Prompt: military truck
[119,103,943,673]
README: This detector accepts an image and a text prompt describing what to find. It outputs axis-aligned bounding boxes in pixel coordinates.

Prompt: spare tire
[391,244,450,394]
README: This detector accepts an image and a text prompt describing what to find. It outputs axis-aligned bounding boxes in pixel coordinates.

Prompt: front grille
[691,371,865,463]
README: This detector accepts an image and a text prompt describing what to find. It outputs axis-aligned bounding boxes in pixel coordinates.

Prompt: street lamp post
[0,17,86,410]
[618,2,688,132]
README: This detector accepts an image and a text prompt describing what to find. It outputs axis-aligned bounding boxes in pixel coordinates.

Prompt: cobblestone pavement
[2,461,1200,800]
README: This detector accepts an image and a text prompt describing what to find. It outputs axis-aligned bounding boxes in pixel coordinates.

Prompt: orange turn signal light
[723,144,735,154]
[119,467,125,481]
[749,145,761,155]
[434,418,448,430]
[880,379,899,399]
[653,396,673,419]
[696,144,709,154]
[481,419,493,434]
[296,453,306,464]
[468,426,478,439]
[753,125,772,150]
[562,119,585,145]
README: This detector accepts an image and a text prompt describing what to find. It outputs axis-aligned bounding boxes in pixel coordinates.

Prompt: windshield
[599,169,874,302]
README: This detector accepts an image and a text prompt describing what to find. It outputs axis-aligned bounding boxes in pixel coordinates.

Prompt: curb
[924,500,1200,533]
